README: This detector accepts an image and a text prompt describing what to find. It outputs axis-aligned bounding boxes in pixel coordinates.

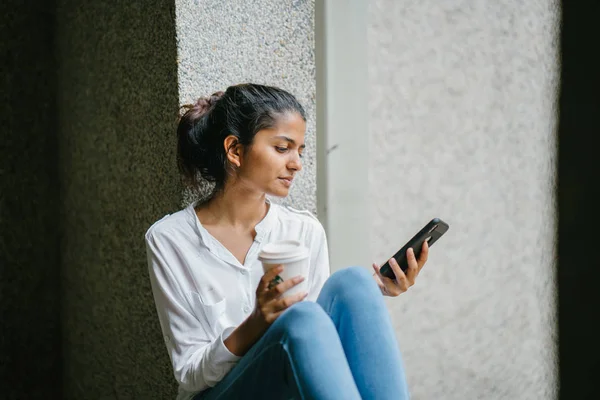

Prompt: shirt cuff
[207,326,241,379]
[219,326,242,360]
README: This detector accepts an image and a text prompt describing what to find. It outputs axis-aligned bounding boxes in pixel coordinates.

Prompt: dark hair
[177,83,306,192]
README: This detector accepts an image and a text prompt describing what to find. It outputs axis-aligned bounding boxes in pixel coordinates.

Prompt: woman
[145,83,429,400]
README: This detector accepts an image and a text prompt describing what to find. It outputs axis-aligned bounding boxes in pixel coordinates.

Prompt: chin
[268,187,290,198]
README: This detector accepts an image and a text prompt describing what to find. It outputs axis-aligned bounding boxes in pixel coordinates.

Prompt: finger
[374,263,399,296]
[263,291,308,322]
[388,257,404,282]
[389,258,410,292]
[258,265,284,292]
[264,275,306,302]
[405,248,419,284]
[375,261,395,285]
[272,290,309,312]
[372,263,385,290]
[418,240,429,270]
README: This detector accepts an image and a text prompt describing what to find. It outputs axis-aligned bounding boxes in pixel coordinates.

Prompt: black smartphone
[379,218,449,280]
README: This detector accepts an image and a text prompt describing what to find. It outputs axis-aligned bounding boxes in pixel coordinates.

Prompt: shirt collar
[187,198,277,247]
[254,198,276,243]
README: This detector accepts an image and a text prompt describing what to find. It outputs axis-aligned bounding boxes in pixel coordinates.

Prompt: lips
[279,177,294,187]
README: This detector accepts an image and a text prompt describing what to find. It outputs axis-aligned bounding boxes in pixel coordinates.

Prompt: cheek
[244,149,281,178]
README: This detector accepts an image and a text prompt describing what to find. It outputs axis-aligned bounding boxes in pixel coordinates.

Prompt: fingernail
[408,248,414,256]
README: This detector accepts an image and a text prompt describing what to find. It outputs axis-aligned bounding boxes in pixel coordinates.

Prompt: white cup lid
[258,240,309,262]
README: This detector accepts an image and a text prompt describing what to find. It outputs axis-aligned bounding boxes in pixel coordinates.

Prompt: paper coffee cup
[258,240,309,297]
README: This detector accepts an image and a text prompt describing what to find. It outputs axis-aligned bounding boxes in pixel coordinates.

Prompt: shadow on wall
[558,1,600,399]
[2,1,183,399]
[55,1,183,398]
[1,2,61,399]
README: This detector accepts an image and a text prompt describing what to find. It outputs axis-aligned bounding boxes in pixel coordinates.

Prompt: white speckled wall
[175,0,317,213]
[368,1,559,398]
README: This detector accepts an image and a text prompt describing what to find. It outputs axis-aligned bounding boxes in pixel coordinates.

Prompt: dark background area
[557,0,600,399]
[2,1,181,399]
[1,1,62,399]
[2,0,600,399]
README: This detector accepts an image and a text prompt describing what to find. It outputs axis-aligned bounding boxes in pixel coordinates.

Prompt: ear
[224,135,243,168]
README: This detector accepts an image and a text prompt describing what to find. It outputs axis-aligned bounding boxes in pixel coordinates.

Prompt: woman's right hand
[224,266,308,356]
[250,265,308,328]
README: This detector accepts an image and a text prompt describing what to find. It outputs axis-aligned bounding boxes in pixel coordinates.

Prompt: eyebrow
[274,135,306,148]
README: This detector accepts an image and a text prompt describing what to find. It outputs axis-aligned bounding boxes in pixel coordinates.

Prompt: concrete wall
[1,2,62,399]
[175,0,317,212]
[55,1,181,398]
[368,1,559,399]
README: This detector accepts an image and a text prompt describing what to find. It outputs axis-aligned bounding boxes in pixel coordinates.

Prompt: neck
[199,183,269,231]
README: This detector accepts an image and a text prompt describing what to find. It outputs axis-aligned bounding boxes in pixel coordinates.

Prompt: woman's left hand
[372,240,429,297]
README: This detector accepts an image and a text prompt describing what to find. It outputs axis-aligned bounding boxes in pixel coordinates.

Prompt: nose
[288,152,303,172]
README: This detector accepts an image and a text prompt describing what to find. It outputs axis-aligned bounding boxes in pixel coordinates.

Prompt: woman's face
[236,112,306,197]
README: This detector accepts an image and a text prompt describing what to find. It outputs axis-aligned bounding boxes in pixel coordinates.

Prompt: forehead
[258,112,306,141]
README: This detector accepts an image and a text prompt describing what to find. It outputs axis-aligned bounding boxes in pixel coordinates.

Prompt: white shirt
[144,200,330,400]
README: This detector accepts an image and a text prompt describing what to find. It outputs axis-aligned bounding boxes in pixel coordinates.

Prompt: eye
[275,146,288,153]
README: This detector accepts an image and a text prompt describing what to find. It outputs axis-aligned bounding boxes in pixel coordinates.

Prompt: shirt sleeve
[145,232,241,393]
[306,222,331,302]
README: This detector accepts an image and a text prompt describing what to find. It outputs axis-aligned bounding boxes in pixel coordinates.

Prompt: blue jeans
[195,266,410,400]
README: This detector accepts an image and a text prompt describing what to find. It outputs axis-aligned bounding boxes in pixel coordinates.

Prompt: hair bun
[194,91,225,114]
[181,91,225,119]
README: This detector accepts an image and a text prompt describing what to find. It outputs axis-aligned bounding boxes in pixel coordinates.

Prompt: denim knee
[274,302,335,344]
[326,266,381,303]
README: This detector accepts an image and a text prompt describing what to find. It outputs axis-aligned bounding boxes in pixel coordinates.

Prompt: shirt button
[243,305,251,313]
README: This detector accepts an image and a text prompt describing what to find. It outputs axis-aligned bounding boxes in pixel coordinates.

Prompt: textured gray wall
[56,1,181,398]
[175,0,317,213]
[368,1,559,399]
[1,2,62,399]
